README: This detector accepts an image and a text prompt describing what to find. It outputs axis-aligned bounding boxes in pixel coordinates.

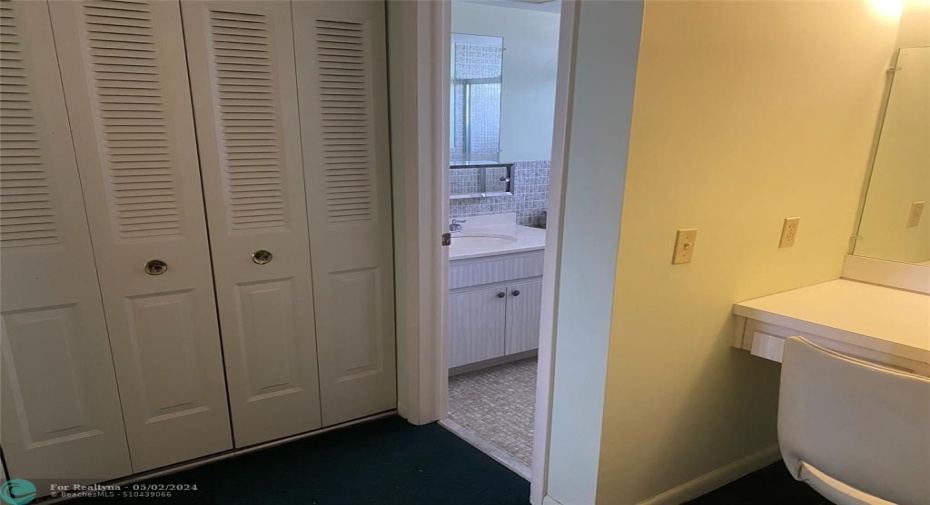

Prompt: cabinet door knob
[512,290,520,297]
[143,259,168,276]
[496,292,506,299]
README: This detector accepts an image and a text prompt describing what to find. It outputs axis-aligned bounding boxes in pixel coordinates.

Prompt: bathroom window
[450,33,503,164]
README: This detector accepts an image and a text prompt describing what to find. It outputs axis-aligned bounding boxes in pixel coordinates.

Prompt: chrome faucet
[450,218,467,233]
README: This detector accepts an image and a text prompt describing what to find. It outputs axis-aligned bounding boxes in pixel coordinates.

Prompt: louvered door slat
[294,0,396,427]
[0,24,57,247]
[49,0,232,472]
[182,0,323,447]
[0,0,131,490]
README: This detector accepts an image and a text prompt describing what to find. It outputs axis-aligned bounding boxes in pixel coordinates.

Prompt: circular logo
[0,479,36,505]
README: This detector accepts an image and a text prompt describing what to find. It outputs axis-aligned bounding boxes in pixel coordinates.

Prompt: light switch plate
[672,229,698,264]
[779,217,800,248]
[907,201,925,228]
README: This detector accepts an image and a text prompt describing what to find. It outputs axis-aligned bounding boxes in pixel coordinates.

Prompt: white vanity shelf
[733,279,930,377]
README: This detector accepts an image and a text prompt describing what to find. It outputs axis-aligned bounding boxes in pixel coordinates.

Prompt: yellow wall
[596,1,899,503]
[897,0,930,48]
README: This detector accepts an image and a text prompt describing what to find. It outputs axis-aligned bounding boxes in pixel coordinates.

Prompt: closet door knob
[511,290,520,297]
[143,259,168,276]
[252,250,273,265]
[496,292,506,299]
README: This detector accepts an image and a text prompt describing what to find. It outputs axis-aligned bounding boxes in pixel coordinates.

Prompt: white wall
[543,2,643,504]
[452,1,559,163]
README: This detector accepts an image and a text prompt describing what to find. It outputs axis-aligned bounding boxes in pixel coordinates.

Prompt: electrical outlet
[779,217,800,248]
[672,229,698,264]
[907,201,925,228]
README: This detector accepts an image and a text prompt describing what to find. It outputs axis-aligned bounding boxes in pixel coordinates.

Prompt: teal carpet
[66,416,824,505]
[72,416,530,505]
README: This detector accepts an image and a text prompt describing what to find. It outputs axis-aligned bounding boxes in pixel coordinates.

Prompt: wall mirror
[854,46,930,267]
[450,33,503,164]
[449,33,508,199]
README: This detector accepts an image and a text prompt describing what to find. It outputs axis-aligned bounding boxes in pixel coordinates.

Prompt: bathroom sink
[453,233,518,248]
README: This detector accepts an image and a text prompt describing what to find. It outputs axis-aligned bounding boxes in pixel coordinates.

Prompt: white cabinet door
[293,0,397,426]
[48,0,232,471]
[182,0,322,447]
[505,279,543,355]
[449,287,507,368]
[0,0,131,485]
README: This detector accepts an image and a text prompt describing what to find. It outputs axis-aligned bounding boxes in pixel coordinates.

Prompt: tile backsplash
[450,160,550,227]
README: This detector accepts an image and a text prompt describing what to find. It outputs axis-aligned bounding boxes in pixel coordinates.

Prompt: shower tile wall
[450,160,550,227]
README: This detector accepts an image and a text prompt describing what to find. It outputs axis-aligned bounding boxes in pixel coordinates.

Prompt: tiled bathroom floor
[444,357,538,479]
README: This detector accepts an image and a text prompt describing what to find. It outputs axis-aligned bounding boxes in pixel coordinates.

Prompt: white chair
[778,337,930,505]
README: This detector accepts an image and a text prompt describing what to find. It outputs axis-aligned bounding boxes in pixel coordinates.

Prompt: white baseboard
[637,444,781,505]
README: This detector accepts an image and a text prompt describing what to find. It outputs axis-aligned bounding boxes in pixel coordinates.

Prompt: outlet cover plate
[779,217,800,248]
[907,201,925,228]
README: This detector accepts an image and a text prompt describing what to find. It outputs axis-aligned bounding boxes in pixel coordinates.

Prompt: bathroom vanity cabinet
[449,250,544,370]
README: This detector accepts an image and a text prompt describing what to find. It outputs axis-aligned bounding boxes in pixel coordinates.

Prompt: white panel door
[504,279,543,355]
[48,0,232,471]
[293,0,396,426]
[449,287,507,368]
[181,0,322,447]
[0,0,131,485]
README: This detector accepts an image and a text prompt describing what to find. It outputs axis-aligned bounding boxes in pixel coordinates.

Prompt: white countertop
[733,279,930,364]
[449,215,547,261]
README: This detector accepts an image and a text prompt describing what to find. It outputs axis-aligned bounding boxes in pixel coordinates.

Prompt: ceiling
[456,0,562,14]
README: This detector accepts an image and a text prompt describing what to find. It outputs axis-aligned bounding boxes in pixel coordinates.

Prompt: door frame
[387,0,451,426]
[530,2,578,503]
[389,1,579,504]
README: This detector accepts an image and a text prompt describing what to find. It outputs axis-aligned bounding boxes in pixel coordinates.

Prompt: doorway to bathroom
[439,0,562,480]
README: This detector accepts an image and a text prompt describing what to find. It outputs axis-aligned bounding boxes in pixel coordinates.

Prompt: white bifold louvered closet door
[47,0,233,471]
[181,0,323,447]
[0,0,132,483]
[182,0,396,442]
[292,1,396,426]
